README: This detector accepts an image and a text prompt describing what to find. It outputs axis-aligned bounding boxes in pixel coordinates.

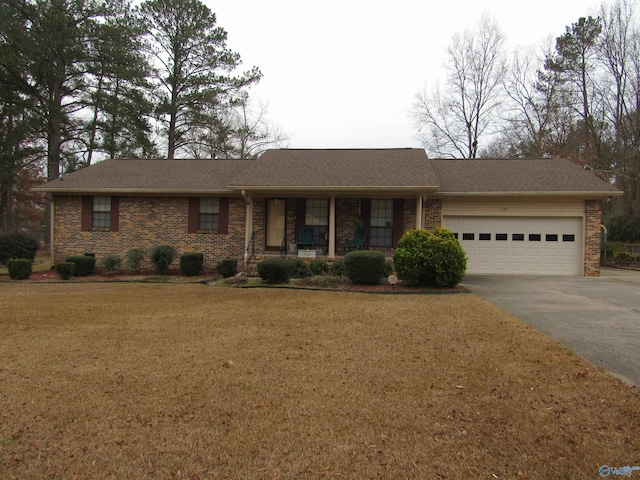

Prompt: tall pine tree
[138,0,261,159]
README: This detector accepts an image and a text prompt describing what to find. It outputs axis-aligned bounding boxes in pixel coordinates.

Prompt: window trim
[188,197,228,234]
[82,196,119,232]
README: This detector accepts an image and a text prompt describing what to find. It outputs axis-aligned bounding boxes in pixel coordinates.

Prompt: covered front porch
[242,194,438,267]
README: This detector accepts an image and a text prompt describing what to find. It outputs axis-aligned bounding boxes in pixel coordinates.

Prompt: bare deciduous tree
[184,93,288,159]
[412,14,507,158]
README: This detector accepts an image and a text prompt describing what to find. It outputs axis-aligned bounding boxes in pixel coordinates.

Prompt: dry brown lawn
[1,284,639,479]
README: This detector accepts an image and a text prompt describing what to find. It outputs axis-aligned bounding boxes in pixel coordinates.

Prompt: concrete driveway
[461,268,640,386]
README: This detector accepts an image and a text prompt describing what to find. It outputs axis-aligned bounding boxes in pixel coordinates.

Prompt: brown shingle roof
[34,150,621,198]
[430,158,621,195]
[35,158,254,194]
[229,149,438,191]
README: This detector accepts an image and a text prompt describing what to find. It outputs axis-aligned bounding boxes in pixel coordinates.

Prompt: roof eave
[433,190,623,198]
[33,187,236,195]
[230,185,440,193]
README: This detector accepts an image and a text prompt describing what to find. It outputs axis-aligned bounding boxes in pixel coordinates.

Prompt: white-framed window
[92,196,111,229]
[370,199,393,247]
[305,198,328,225]
[199,197,220,231]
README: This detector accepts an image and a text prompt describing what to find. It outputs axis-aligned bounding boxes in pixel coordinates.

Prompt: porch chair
[296,226,314,251]
[343,226,368,254]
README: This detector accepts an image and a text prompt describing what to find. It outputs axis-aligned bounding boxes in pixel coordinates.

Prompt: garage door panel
[444,216,583,275]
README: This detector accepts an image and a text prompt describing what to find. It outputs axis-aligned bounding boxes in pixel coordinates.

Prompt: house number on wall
[501,207,508,212]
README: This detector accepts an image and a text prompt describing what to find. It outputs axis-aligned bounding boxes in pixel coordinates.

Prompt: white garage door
[443,216,583,275]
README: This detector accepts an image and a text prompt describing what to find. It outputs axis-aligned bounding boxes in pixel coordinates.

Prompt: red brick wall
[53,195,246,271]
[584,199,602,277]
[424,198,442,230]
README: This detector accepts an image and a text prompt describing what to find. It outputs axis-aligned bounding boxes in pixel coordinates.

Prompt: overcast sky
[205,0,603,149]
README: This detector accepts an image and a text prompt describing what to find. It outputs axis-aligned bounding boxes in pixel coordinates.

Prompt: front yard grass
[1,284,639,479]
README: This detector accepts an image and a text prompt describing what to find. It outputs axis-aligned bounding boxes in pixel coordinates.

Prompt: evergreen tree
[84,0,157,163]
[138,0,261,159]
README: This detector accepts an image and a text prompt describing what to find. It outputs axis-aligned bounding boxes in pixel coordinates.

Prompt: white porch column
[49,195,55,261]
[328,195,336,259]
[243,192,253,267]
[416,195,423,230]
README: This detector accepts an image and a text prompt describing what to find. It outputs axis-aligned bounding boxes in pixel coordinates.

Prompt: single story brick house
[34,148,621,276]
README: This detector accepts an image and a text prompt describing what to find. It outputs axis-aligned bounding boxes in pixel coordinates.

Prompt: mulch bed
[0,269,217,284]
[1,269,466,293]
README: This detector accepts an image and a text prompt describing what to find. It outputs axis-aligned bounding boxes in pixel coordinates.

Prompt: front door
[266,199,286,250]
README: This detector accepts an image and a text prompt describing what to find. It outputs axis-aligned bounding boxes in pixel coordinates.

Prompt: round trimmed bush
[393,228,466,287]
[180,252,204,276]
[56,262,76,280]
[258,258,290,284]
[383,260,394,277]
[217,258,238,278]
[331,260,346,276]
[150,245,178,275]
[0,233,39,265]
[7,259,32,280]
[344,250,386,285]
[99,254,122,273]
[309,259,329,276]
[65,255,96,276]
[288,258,309,277]
[125,248,146,273]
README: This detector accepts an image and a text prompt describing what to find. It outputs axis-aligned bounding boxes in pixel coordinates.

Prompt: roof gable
[229,149,438,191]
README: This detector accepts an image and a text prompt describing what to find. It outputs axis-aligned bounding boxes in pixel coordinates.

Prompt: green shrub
[288,258,309,277]
[331,260,346,276]
[344,250,386,285]
[150,245,178,275]
[180,252,204,276]
[614,251,634,264]
[606,214,640,242]
[602,242,626,260]
[125,248,147,273]
[393,228,466,287]
[7,259,32,280]
[383,260,394,277]
[217,258,238,278]
[56,262,76,280]
[65,255,96,276]
[99,254,122,273]
[0,233,39,266]
[258,258,290,284]
[309,259,329,276]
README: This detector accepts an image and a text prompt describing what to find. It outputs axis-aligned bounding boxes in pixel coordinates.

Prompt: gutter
[228,186,440,194]
[432,190,623,198]
[31,188,237,196]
